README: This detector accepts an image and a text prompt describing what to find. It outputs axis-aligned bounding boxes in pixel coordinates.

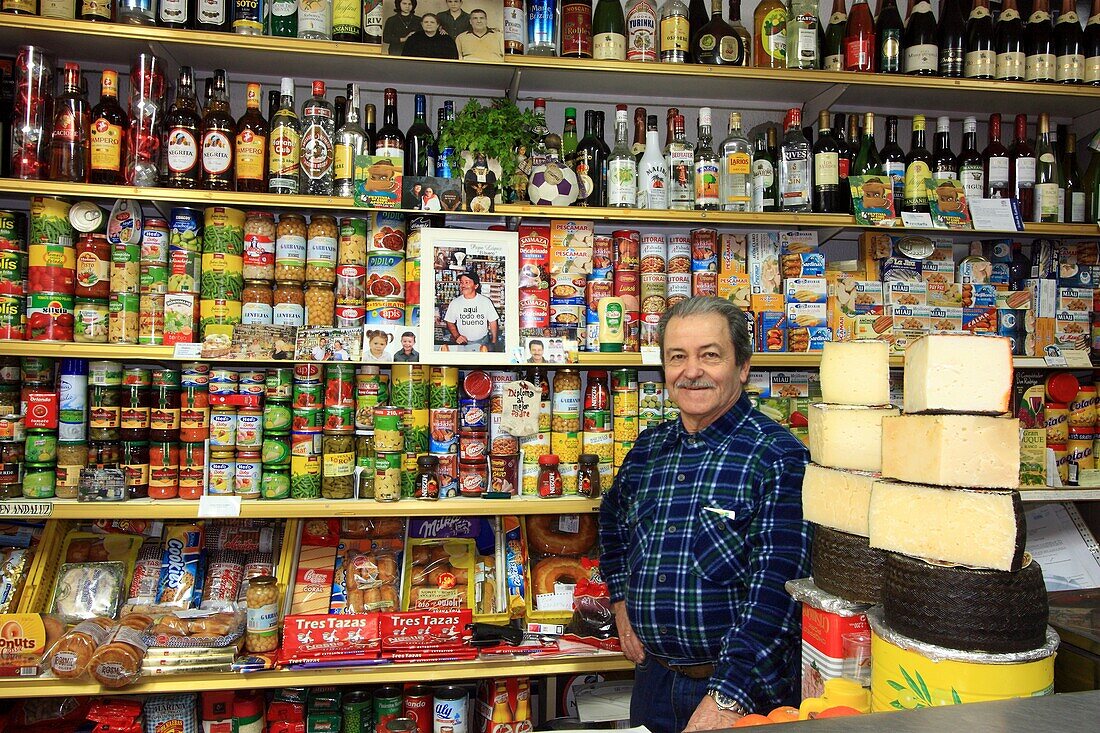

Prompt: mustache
[675,378,716,389]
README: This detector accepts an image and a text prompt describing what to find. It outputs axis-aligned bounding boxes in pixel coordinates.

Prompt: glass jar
[356,431,375,499]
[87,439,122,465]
[577,453,601,498]
[414,455,439,500]
[88,386,121,441]
[272,282,305,326]
[305,215,338,284]
[74,298,109,343]
[261,466,291,499]
[322,432,355,499]
[537,454,563,498]
[304,281,335,327]
[120,384,151,441]
[23,463,55,499]
[241,279,274,325]
[75,233,110,299]
[275,213,307,283]
[122,440,150,498]
[149,385,180,442]
[25,430,57,463]
[243,211,276,281]
[55,441,87,499]
[245,575,280,653]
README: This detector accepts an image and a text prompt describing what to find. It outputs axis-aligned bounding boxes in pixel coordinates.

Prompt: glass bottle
[753,0,787,68]
[752,126,779,212]
[983,113,1012,199]
[89,70,128,186]
[577,454,601,498]
[607,105,637,208]
[158,0,189,28]
[563,0,595,58]
[693,0,744,64]
[689,0,709,55]
[996,0,1026,80]
[881,115,906,215]
[235,82,268,194]
[81,0,114,21]
[537,454,563,498]
[903,114,933,213]
[164,66,202,189]
[665,113,695,210]
[903,0,939,75]
[813,110,841,213]
[785,0,819,69]
[1086,0,1100,84]
[404,93,435,177]
[195,0,230,31]
[268,77,300,195]
[931,116,958,179]
[562,106,579,168]
[528,0,559,56]
[1025,0,1056,82]
[728,0,752,66]
[965,0,996,78]
[1034,112,1063,222]
[49,63,90,183]
[1010,114,1037,220]
[364,103,377,154]
[632,107,647,161]
[876,0,904,73]
[504,0,526,54]
[1056,0,1085,83]
[200,68,235,191]
[594,0,627,60]
[120,0,154,23]
[638,114,669,209]
[693,107,719,210]
[300,81,335,195]
[845,0,876,72]
[299,0,332,39]
[574,110,608,206]
[414,455,440,500]
[957,116,985,202]
[334,85,366,198]
[719,111,751,211]
[1085,129,1100,221]
[363,0,383,42]
[333,0,361,41]
[853,111,882,175]
[823,0,847,71]
[1063,132,1086,222]
[270,0,297,36]
[627,0,659,62]
[41,0,76,19]
[779,108,811,212]
[375,88,404,159]
[660,0,691,62]
[937,0,965,76]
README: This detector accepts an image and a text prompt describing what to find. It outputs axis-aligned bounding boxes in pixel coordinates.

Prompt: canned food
[169,208,202,252]
[200,251,244,300]
[0,210,27,251]
[265,368,293,400]
[149,441,180,498]
[138,294,165,344]
[209,368,240,394]
[291,453,322,499]
[263,403,292,432]
[0,250,25,297]
[141,217,169,262]
[26,292,74,341]
[0,295,24,339]
[236,409,263,449]
[335,264,367,305]
[374,407,403,452]
[108,292,139,344]
[181,362,211,385]
[121,441,150,498]
[373,452,402,501]
[198,297,242,340]
[459,399,488,430]
[203,206,245,255]
[23,463,56,499]
[25,431,57,463]
[140,260,169,295]
[29,197,73,246]
[168,247,201,293]
[28,243,75,294]
[178,442,205,499]
[74,298,109,343]
[70,202,105,236]
[209,408,237,447]
[292,407,323,433]
[88,360,122,386]
[294,362,322,383]
[459,430,488,461]
[294,383,323,410]
[370,213,406,252]
[243,211,276,280]
[338,217,368,265]
[429,408,458,452]
[365,299,405,325]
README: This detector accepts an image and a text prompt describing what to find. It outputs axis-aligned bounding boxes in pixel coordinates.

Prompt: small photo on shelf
[228,324,297,360]
[363,325,421,363]
[294,327,363,362]
[403,175,463,212]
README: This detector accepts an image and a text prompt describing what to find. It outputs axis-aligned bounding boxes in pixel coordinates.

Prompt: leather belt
[652,656,715,680]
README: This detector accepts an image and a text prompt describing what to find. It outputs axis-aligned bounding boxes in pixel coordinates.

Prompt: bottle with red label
[49,63,90,183]
[164,66,202,189]
[201,69,236,191]
[562,0,595,57]
[845,0,877,71]
[235,82,268,193]
[89,70,128,185]
[75,234,111,300]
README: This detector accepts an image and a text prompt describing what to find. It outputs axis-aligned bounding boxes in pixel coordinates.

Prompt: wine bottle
[1086,0,1100,84]
[964,0,996,79]
[689,0,710,59]
[1034,112,1063,221]
[839,114,855,211]
[813,110,842,213]
[752,127,779,212]
[996,0,1026,80]
[903,0,940,75]
[334,85,367,199]
[938,0,966,76]
[575,110,609,206]
[158,0,192,28]
[562,0,594,58]
[932,117,958,179]
[720,111,752,211]
[904,114,933,213]
[195,0,231,32]
[632,107,647,161]
[1010,114,1037,220]
[876,0,904,73]
[404,93,435,177]
[779,108,812,212]
[845,0,876,71]
[881,115,906,215]
[1055,0,1085,83]
[1084,130,1100,221]
[983,113,1011,198]
[1063,132,1086,222]
[638,115,669,209]
[693,0,745,64]
[665,113,695,209]
[753,0,787,68]
[958,116,984,202]
[853,112,882,175]
[823,0,847,71]
[1025,0,1056,82]
[594,0,628,60]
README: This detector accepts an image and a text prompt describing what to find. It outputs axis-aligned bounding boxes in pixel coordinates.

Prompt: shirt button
[667,524,677,533]
[676,473,686,482]
[659,626,669,635]
[658,573,667,583]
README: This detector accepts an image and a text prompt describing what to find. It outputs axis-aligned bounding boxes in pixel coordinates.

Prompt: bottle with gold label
[660,0,691,62]
[89,70,128,185]
[593,0,627,60]
[235,83,268,194]
[334,84,366,198]
[903,114,932,214]
[753,0,787,68]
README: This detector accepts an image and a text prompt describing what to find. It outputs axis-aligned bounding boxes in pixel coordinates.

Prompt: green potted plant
[437,97,541,203]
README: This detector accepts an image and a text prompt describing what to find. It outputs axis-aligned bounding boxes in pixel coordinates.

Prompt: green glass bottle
[270,0,299,37]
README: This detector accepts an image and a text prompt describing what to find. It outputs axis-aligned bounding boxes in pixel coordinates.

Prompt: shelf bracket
[1071,108,1100,144]
[506,68,522,103]
[817,227,844,245]
[147,41,182,80]
[802,83,849,123]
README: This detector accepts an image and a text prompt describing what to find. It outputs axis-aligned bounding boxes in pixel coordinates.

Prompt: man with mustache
[599,296,811,733]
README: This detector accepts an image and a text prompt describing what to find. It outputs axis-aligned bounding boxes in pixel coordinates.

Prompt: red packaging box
[23,389,57,429]
[519,289,550,329]
[519,226,550,289]
[279,613,381,664]
[379,609,473,654]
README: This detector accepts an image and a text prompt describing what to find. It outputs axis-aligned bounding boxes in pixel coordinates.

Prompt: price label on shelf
[198,495,242,518]
[0,502,53,517]
[641,346,662,366]
[900,211,935,228]
[173,343,203,359]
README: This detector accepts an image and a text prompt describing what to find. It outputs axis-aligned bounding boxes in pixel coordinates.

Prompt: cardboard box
[749,232,781,294]
[1055,310,1091,349]
[927,282,963,308]
[786,302,827,329]
[784,278,828,304]
[782,252,826,278]
[1028,278,1058,318]
[885,281,927,306]
[961,283,997,308]
[787,326,832,352]
[549,220,594,274]
[518,226,551,289]
[780,230,819,253]
[719,233,747,273]
[927,306,964,333]
[756,311,786,352]
[752,293,784,313]
[888,304,930,330]
[1058,288,1094,312]
[476,677,534,733]
[995,290,1032,310]
[770,371,812,397]
[921,259,956,285]
[718,272,750,309]
[962,307,999,334]
[880,257,922,282]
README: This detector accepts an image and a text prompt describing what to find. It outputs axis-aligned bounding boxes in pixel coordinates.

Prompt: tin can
[0,210,27,251]
[459,399,488,430]
[87,360,122,386]
[235,452,261,498]
[108,292,139,344]
[612,230,640,270]
[294,383,324,410]
[372,452,402,502]
[336,263,367,305]
[344,690,374,733]
[324,363,356,407]
[429,368,459,408]
[404,687,433,733]
[429,408,459,453]
[291,431,321,458]
[266,368,293,400]
[433,687,468,733]
[293,406,324,433]
[26,292,75,341]
[181,361,210,385]
[74,298,109,343]
[168,246,202,293]
[690,228,719,271]
[169,208,203,252]
[365,298,405,325]
[203,206,245,256]
[1070,386,1097,427]
[209,368,240,394]
[209,450,236,495]
[338,217,369,265]
[110,241,140,294]
[0,295,24,339]
[23,463,56,499]
[294,362,322,384]
[138,294,165,344]
[356,369,384,430]
[489,454,519,496]
[374,687,404,733]
[0,250,25,297]
[28,243,75,294]
[29,197,73,246]
[590,234,613,279]
[374,407,403,452]
[140,259,169,295]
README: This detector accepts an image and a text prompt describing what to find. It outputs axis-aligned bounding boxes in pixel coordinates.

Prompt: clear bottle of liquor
[268,78,300,195]
[719,111,752,211]
[607,105,637,207]
[753,127,779,211]
[627,0,659,62]
[120,0,154,23]
[299,0,333,39]
[786,0,819,69]
[665,113,695,209]
[638,114,669,209]
[779,108,811,212]
[200,69,235,191]
[300,81,335,195]
[404,93,435,177]
[334,84,366,198]
[693,107,720,210]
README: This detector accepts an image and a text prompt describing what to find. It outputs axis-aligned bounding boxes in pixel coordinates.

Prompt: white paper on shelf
[198,494,242,518]
[900,212,934,228]
[574,681,636,723]
[1025,502,1100,591]
[970,198,1024,231]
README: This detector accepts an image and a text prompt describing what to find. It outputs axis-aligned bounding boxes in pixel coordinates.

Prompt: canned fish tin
[429,408,458,452]
[26,292,74,341]
[209,408,237,447]
[235,453,261,498]
[365,298,405,325]
[591,234,613,279]
[0,250,25,297]
[141,217,169,262]
[0,210,27,251]
[169,207,203,252]
[261,467,291,499]
[208,451,236,495]
[0,295,24,339]
[209,368,239,394]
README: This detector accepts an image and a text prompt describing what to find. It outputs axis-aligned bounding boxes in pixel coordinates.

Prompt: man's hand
[612,601,645,664]
[683,694,743,732]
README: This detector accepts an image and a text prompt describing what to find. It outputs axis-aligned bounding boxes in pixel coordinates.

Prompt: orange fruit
[813,706,863,719]
[766,706,800,724]
[732,714,774,727]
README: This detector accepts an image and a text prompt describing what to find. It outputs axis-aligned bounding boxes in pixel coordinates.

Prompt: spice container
[245,576,280,653]
[322,432,355,499]
[275,213,307,283]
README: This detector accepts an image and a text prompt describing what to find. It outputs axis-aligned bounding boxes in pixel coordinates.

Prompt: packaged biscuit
[402,538,476,613]
[156,523,205,609]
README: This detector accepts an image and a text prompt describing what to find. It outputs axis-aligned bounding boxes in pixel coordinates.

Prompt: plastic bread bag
[341,543,401,613]
[88,613,153,689]
[0,547,31,613]
[564,559,619,651]
[49,561,127,623]
[403,538,476,612]
[47,616,115,679]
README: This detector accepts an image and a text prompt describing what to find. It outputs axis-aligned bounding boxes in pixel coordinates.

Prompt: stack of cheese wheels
[803,339,898,604]
[866,333,1049,654]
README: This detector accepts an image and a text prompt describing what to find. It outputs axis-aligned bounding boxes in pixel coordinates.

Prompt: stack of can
[235,369,264,499]
[583,234,613,350]
[335,217,368,327]
[108,210,140,344]
[0,211,27,340]
[21,357,57,498]
[27,197,75,342]
[610,369,638,486]
[428,367,459,497]
[638,380,665,433]
[288,365,323,499]
[200,206,245,341]
[207,367,246,497]
[321,363,356,499]
[166,207,203,344]
[390,364,429,497]
[581,370,612,493]
[455,369,491,497]
[612,229,640,352]
[0,361,25,499]
[405,213,439,327]
[365,212,407,329]
[551,265,587,350]
[690,228,719,297]
[73,231,110,344]
[550,368,582,493]
[55,358,87,498]
[355,366,387,432]
[519,369,551,495]
[667,234,692,308]
[639,234,667,350]
[136,216,169,345]
[488,370,520,496]
[260,367,293,500]
[273,212,306,325]
[179,362,211,500]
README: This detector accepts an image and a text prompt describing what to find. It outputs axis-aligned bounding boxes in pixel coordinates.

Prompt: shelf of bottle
[0,653,632,699]
[2,15,1100,118]
[2,178,1098,237]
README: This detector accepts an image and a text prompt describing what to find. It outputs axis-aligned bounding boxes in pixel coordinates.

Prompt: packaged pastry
[49,562,127,622]
[156,523,205,609]
[340,517,405,540]
[206,521,275,553]
[333,540,400,614]
[0,613,63,677]
[403,539,476,612]
[91,519,165,538]
[60,530,144,582]
[502,516,527,617]
[48,616,114,679]
[291,520,340,615]
[0,548,30,613]
[127,542,163,605]
[89,614,152,688]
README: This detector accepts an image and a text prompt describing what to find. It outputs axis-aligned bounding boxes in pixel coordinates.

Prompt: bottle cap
[538,454,560,466]
[1046,373,1081,403]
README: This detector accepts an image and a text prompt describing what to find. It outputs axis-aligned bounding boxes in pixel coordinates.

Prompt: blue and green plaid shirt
[599,391,812,711]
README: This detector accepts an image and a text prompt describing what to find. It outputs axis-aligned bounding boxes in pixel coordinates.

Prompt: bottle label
[1058,54,1085,82]
[1028,11,1050,23]
[593,32,627,60]
[299,5,330,35]
[997,51,1026,78]
[1026,53,1055,81]
[640,160,668,209]
[668,149,694,205]
[793,27,817,66]
[158,0,188,21]
[1000,8,1020,21]
[363,0,383,40]
[627,3,658,61]
[961,166,984,202]
[814,152,839,186]
[780,158,809,207]
[845,37,871,70]
[562,2,594,56]
[1086,55,1100,83]
[694,160,720,206]
[607,160,638,206]
[332,0,359,34]
[269,128,301,179]
[940,46,964,76]
[198,0,226,24]
[4,0,34,10]
[969,5,990,20]
[1035,182,1060,220]
[828,11,846,25]
[880,29,901,72]
[271,0,296,17]
[965,50,995,77]
[726,152,751,177]
[504,5,525,51]
[905,44,938,73]
[1015,157,1036,186]
[324,451,355,476]
[53,110,79,143]
[202,130,233,175]
[41,0,76,18]
[334,143,354,181]
[242,302,274,324]
[90,118,122,172]
[1071,191,1086,222]
[752,159,775,210]
[660,16,690,55]
[301,124,334,180]
[235,130,266,181]
[761,9,787,62]
[166,128,199,174]
[904,160,931,206]
[723,152,751,207]
[824,53,843,71]
[81,0,111,18]
[988,157,1010,187]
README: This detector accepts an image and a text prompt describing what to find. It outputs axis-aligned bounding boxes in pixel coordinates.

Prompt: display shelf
[0,653,632,699]
[1018,489,1100,502]
[0,495,601,519]
[3,15,1100,118]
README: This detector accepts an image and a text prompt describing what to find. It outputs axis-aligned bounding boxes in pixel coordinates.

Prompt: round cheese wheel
[811,525,886,604]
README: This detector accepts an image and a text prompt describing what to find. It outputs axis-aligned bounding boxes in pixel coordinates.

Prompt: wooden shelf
[0,653,632,699]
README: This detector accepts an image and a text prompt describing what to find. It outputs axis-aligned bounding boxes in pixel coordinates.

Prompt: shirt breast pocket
[690,504,752,586]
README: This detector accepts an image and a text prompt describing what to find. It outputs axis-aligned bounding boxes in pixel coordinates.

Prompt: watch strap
[707,690,749,716]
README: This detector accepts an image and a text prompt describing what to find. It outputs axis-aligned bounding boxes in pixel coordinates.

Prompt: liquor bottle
[778,108,811,212]
[632,107,647,161]
[853,112,882,175]
[753,127,779,212]
[938,0,965,76]
[957,116,984,201]
[931,117,957,179]
[503,0,525,53]
[234,82,268,193]
[881,115,906,215]
[876,0,904,72]
[1087,0,1100,84]
[693,0,744,64]
[786,0,819,69]
[267,78,299,195]
[270,0,297,36]
[334,85,366,198]
[638,114,669,208]
[665,113,694,209]
[964,0,996,78]
[574,110,607,206]
[845,0,876,72]
[195,0,231,31]
[562,107,579,168]
[838,114,855,210]
[983,113,1011,198]
[693,107,719,209]
[268,90,280,122]
[903,114,933,213]
[1034,112,1063,221]
[364,104,377,155]
[562,0,594,58]
[89,70,128,185]
[813,110,842,213]
[1063,132,1086,221]
[1010,114,1037,219]
[607,105,637,207]
[164,67,202,188]
[200,69,235,191]
[1025,0,1056,82]
[754,0,787,68]
[49,64,90,183]
[375,88,404,160]
[823,0,847,71]
[334,96,347,132]
[299,0,332,39]
[1085,130,1100,221]
[81,0,114,21]
[594,0,628,59]
[362,0,383,42]
[299,82,334,195]
[689,0,710,51]
[728,0,752,66]
[404,94,435,177]
[627,0,659,61]
[333,0,361,41]
[904,0,939,75]
[1055,0,1085,83]
[660,0,691,62]
[158,0,191,27]
[719,111,751,211]
[996,0,1026,80]
[528,0,559,55]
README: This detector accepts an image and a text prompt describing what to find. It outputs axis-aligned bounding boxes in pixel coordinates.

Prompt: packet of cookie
[502,516,527,618]
[156,523,205,609]
[127,542,162,605]
[202,550,245,608]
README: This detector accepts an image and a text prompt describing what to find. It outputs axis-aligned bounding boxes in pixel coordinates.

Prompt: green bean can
[203,206,245,256]
[429,367,459,409]
[401,452,418,498]
[342,690,373,733]
[261,465,291,499]
[390,364,428,409]
[290,453,321,499]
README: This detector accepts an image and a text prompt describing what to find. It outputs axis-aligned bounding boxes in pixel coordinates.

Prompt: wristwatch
[707,690,749,716]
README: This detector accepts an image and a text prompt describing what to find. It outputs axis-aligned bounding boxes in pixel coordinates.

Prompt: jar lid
[1078,385,1098,394]
[578,453,599,465]
[463,370,492,400]
[1046,373,1081,403]
[237,451,261,459]
[244,278,273,286]
[538,454,560,466]
[246,210,273,218]
[417,455,439,467]
[304,280,333,288]
[250,575,277,585]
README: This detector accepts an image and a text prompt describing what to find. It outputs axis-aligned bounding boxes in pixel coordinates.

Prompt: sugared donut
[533,556,589,596]
[525,515,598,556]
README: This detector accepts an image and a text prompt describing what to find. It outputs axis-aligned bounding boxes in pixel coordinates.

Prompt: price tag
[500,381,539,437]
[173,342,203,359]
[0,501,53,517]
[1043,345,1069,368]
[1063,350,1094,368]
[556,514,580,534]
[198,495,242,518]
[970,199,1025,232]
[641,346,662,366]
[900,211,935,228]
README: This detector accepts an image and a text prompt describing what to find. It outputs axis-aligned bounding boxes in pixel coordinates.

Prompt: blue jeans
[630,657,710,733]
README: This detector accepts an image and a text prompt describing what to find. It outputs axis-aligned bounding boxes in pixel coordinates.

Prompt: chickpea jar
[243,211,276,281]
[245,575,280,653]
[275,213,307,283]
[305,281,335,326]
[305,215,338,284]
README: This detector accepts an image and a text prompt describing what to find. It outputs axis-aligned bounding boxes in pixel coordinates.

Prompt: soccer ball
[528,161,580,206]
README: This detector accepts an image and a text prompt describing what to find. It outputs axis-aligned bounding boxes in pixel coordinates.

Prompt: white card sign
[500,381,539,437]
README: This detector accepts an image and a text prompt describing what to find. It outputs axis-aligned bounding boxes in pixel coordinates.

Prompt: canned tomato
[293,383,323,410]
[262,434,291,465]
[208,451,236,495]
[404,256,420,306]
[324,405,354,433]
[0,295,24,339]
[27,292,74,341]
[365,299,405,325]
[335,264,366,304]
[138,294,165,344]
[292,407,323,433]
[141,217,169,262]
[261,466,290,499]
[370,213,406,252]
[404,686,432,733]
[149,441,180,498]
[74,298,109,343]
[169,208,202,252]
[294,362,321,383]
[0,210,27,251]
[335,304,366,328]
[235,452,261,498]
[178,442,205,500]
[27,243,74,294]
[365,252,405,300]
[263,403,292,432]
[0,250,24,297]
[209,408,237,447]
[168,247,201,293]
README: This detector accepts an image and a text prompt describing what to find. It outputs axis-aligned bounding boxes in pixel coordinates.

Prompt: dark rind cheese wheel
[882,553,1049,654]
[811,525,887,604]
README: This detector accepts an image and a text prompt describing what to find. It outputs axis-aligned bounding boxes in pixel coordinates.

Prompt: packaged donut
[523,514,599,616]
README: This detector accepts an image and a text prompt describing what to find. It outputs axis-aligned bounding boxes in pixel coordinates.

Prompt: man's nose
[681,358,705,378]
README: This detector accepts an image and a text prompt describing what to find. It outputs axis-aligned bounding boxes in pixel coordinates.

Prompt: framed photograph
[363,324,422,363]
[294,327,364,362]
[420,228,519,364]
[382,0,504,59]
[403,175,464,212]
